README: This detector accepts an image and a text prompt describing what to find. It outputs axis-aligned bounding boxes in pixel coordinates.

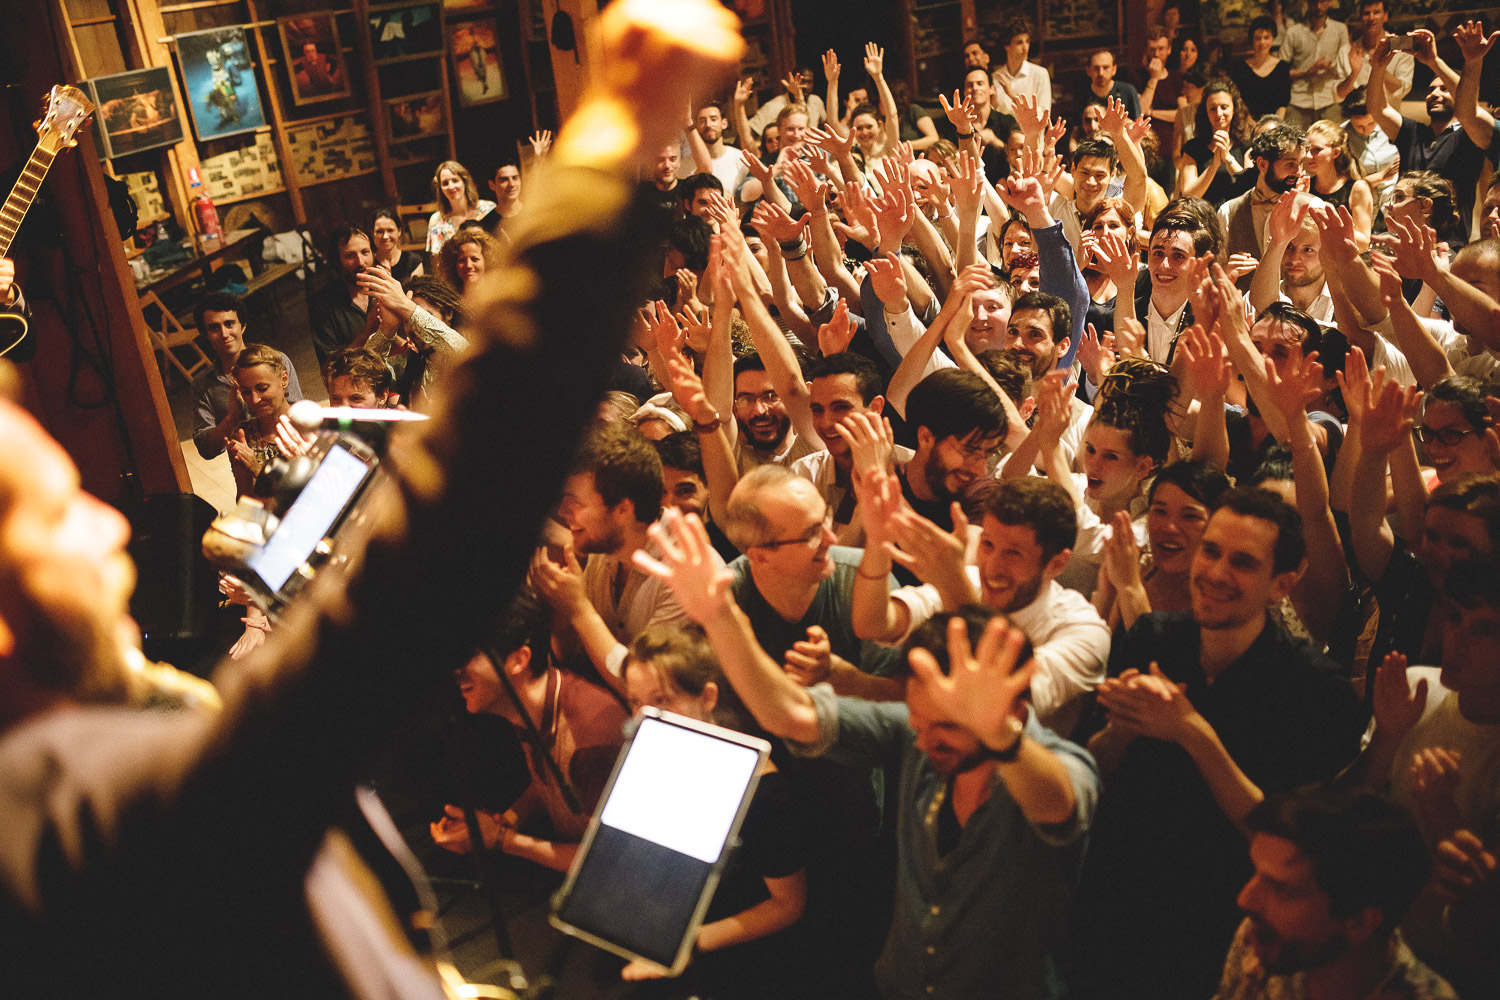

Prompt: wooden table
[133,228,266,299]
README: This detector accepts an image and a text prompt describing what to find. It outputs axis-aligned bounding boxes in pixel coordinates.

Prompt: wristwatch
[982,715,1026,762]
[693,413,724,433]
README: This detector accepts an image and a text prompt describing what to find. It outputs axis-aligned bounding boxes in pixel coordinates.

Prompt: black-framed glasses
[755,507,833,548]
[1416,424,1477,447]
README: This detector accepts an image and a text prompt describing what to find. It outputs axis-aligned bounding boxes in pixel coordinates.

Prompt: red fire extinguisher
[193,186,222,240]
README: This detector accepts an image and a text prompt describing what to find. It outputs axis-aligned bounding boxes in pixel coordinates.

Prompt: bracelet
[693,413,723,433]
[855,564,889,580]
[956,130,975,139]
[782,248,809,262]
[777,236,808,255]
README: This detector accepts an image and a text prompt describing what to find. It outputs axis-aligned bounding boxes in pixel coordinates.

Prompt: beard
[1283,267,1324,290]
[740,412,791,452]
[1264,170,1299,195]
[1248,916,1349,976]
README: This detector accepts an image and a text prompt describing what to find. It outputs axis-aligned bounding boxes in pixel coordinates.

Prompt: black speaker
[124,492,222,673]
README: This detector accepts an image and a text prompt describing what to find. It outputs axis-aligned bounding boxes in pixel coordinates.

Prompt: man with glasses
[897,370,1008,535]
[727,352,822,474]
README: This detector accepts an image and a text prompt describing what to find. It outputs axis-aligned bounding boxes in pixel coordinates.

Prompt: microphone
[288,398,429,433]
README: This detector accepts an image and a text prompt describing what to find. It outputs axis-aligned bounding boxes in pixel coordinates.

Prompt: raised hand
[734,76,755,106]
[663,350,718,425]
[643,298,686,357]
[1455,19,1500,62]
[529,129,553,158]
[850,462,905,552]
[817,296,858,356]
[806,124,856,159]
[1100,509,1145,593]
[749,199,808,245]
[1124,112,1152,145]
[870,176,916,249]
[1012,92,1048,141]
[1267,189,1310,247]
[784,625,832,685]
[1309,202,1360,264]
[1368,33,1394,69]
[885,501,971,595]
[864,252,908,309]
[938,90,978,132]
[678,299,712,353]
[1361,379,1421,456]
[782,158,832,214]
[1382,214,1441,284]
[781,72,806,102]
[1410,29,1438,67]
[1099,95,1130,136]
[1177,322,1232,401]
[1263,349,1325,425]
[841,180,882,247]
[1372,651,1427,739]
[1077,321,1117,387]
[634,508,735,624]
[835,410,897,486]
[908,615,1036,749]
[822,48,840,85]
[863,42,885,78]
[739,146,774,188]
[1091,229,1139,287]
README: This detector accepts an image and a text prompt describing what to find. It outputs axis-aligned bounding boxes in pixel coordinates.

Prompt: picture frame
[449,18,506,107]
[85,66,186,159]
[442,0,492,10]
[368,3,444,65]
[384,91,445,143]
[278,14,352,106]
[173,25,267,141]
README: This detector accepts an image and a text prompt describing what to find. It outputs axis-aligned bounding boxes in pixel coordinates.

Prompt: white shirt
[1347,33,1415,101]
[890,568,1110,735]
[791,444,915,547]
[1281,18,1352,110]
[992,60,1052,117]
[1146,296,1190,365]
[1276,280,1334,324]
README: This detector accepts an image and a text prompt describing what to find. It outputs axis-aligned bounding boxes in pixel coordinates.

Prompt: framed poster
[278,14,352,106]
[450,19,505,106]
[385,91,445,142]
[368,3,443,64]
[174,26,267,141]
[86,66,185,159]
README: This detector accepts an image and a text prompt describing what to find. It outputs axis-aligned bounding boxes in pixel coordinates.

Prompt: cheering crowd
[174,5,1500,1000]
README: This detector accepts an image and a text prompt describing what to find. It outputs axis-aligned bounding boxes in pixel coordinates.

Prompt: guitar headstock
[34,85,95,153]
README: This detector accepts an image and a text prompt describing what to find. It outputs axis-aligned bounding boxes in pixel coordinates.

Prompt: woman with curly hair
[1177,81,1253,206]
[437,226,501,293]
[1305,120,1373,250]
[425,159,494,254]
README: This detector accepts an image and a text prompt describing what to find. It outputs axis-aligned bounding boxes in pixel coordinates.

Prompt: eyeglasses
[1417,424,1477,447]
[733,389,780,410]
[756,507,833,548]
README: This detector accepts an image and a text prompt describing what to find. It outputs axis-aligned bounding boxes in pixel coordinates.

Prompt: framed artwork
[173,26,267,141]
[385,91,445,142]
[278,14,352,106]
[368,3,443,64]
[449,19,506,106]
[442,0,492,10]
[86,66,186,159]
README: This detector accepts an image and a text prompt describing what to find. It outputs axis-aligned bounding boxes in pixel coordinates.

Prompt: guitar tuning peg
[67,139,79,148]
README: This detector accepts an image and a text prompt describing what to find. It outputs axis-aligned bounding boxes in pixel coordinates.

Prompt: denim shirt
[791,687,1099,1000]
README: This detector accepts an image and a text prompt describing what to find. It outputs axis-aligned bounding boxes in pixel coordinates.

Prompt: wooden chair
[140,289,213,384]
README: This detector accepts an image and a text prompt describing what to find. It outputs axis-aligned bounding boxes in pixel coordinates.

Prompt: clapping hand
[1431,830,1497,903]
[1096,663,1196,743]
[1410,747,1463,842]
[784,625,833,685]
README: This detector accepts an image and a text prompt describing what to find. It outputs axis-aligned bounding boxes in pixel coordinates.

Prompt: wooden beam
[244,0,306,225]
[352,0,397,200]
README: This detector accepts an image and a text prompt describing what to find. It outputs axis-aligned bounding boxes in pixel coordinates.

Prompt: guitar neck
[0,143,58,260]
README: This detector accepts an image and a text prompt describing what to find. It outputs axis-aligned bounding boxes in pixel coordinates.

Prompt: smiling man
[1215,786,1456,1000]
[898,369,1007,533]
[1220,123,1307,266]
[190,292,304,460]
[1068,488,1365,1000]
[528,422,691,694]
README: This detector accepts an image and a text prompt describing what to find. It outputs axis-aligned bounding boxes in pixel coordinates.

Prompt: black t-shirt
[1226,59,1292,120]
[1076,80,1141,122]
[1395,116,1491,229]
[638,179,682,224]
[936,108,1017,183]
[1180,134,1253,207]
